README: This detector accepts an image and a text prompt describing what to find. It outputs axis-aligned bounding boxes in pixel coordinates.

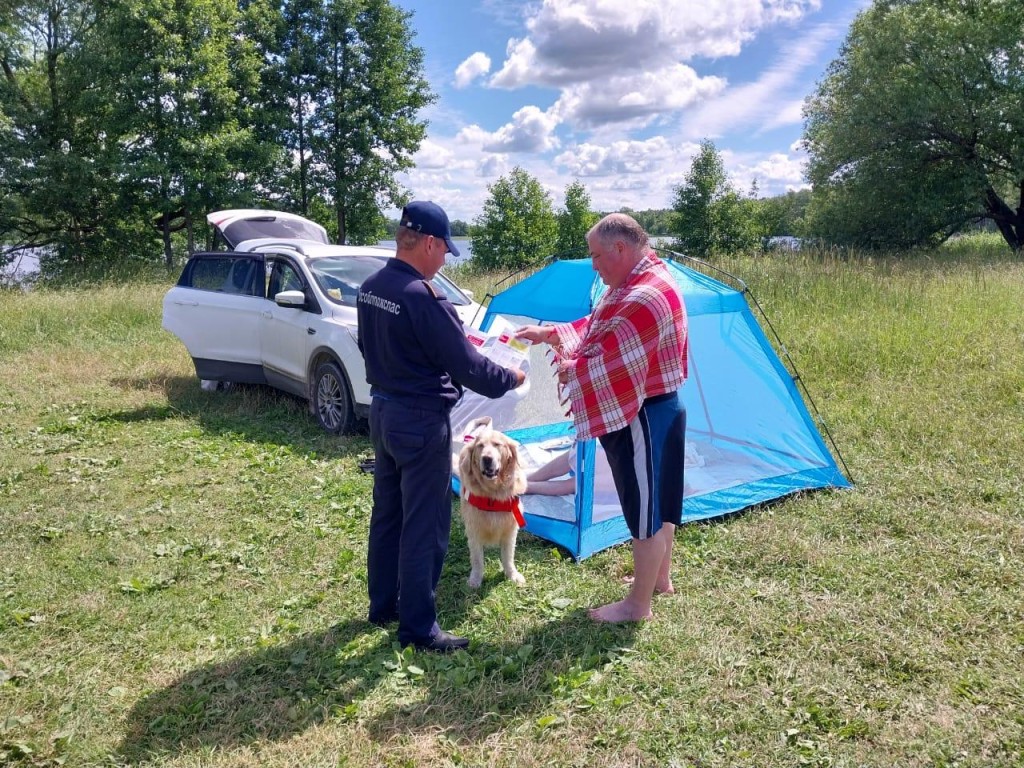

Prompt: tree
[626,209,673,236]
[802,0,1024,252]
[0,1,114,272]
[555,179,597,255]
[91,0,271,268]
[304,0,433,244]
[471,167,558,270]
[671,140,757,258]
[1,0,434,279]
[671,141,723,258]
[752,189,812,249]
[275,0,323,216]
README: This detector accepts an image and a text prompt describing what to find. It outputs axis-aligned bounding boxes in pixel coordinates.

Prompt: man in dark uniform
[357,200,526,652]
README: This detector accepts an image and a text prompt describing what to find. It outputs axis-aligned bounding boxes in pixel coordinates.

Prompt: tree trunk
[334,30,347,244]
[984,186,1024,252]
[297,87,308,214]
[163,221,173,269]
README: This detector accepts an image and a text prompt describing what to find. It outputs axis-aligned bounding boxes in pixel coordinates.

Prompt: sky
[388,0,871,223]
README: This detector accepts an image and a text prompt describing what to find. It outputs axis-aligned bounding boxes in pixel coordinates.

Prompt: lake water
[2,249,42,284]
[3,236,674,284]
[1,240,465,284]
[376,239,472,266]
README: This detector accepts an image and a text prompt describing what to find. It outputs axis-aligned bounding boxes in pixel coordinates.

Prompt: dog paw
[467,573,483,589]
[509,571,526,586]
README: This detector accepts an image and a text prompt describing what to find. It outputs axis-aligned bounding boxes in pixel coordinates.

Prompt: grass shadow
[109,374,372,460]
[365,609,640,743]
[116,610,639,763]
[116,618,383,763]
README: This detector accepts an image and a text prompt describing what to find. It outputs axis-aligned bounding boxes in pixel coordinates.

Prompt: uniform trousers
[367,397,453,646]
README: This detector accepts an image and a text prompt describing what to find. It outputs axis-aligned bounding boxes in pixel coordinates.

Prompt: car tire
[312,361,355,434]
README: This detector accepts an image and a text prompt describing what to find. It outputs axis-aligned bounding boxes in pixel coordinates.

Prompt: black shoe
[409,630,469,653]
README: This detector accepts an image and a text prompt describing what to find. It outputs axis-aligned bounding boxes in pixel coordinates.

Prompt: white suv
[162,209,484,433]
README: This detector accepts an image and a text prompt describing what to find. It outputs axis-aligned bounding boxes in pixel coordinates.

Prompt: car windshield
[220,216,329,247]
[308,255,471,308]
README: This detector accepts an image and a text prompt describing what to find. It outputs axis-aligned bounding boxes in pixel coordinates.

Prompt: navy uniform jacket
[357,258,517,410]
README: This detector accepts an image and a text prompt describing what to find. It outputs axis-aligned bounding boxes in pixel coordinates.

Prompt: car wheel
[312,361,355,434]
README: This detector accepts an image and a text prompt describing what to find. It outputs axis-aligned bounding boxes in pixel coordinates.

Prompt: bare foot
[621,575,675,595]
[588,599,653,623]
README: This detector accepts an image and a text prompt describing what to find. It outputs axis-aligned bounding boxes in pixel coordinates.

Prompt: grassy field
[2,238,1023,767]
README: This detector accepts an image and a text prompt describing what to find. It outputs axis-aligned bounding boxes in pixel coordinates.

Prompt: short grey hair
[587,213,649,252]
[395,224,426,252]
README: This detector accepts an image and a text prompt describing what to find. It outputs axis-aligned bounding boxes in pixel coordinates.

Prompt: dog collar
[465,493,526,528]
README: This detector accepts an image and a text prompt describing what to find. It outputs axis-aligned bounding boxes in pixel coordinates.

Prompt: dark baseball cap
[399,200,460,258]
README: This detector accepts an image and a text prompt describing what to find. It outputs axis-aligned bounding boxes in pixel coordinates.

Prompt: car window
[309,255,387,307]
[431,271,472,306]
[267,260,305,299]
[309,255,472,308]
[221,216,329,247]
[184,256,258,296]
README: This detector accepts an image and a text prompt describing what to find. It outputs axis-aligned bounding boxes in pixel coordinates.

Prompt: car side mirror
[275,290,307,309]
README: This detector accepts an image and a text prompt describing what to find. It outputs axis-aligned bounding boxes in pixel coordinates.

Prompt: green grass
[2,243,1023,767]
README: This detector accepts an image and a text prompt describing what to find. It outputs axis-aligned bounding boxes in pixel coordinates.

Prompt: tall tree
[0,0,112,272]
[803,0,1024,252]
[306,0,433,244]
[472,166,558,270]
[93,0,267,268]
[671,140,756,258]
[274,0,323,215]
[671,141,724,259]
[555,179,598,255]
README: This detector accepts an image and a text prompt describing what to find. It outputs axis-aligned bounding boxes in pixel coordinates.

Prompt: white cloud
[413,139,455,169]
[548,136,702,211]
[761,99,806,132]
[708,148,809,196]
[737,151,807,191]
[456,105,561,153]
[454,52,492,89]
[680,20,840,140]
[554,136,683,176]
[477,155,511,177]
[607,177,652,192]
[490,0,822,91]
[392,0,851,220]
[553,65,726,128]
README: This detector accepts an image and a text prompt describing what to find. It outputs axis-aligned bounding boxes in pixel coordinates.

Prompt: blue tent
[453,256,851,560]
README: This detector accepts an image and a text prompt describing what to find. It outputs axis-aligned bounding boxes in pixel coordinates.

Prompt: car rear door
[258,254,318,394]
[162,252,265,381]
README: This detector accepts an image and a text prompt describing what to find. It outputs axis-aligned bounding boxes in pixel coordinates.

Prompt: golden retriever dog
[458,418,528,588]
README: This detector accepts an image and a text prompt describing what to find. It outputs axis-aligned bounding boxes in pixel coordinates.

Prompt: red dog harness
[465,493,526,528]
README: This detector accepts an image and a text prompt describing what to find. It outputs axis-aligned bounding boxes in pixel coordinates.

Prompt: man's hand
[515,324,555,345]
[513,368,527,388]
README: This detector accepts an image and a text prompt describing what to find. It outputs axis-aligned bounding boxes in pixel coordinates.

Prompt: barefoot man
[516,213,688,622]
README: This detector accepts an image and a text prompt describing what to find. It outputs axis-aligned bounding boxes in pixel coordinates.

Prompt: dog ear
[508,443,528,496]
[463,416,493,443]
[458,443,475,497]
[503,438,518,472]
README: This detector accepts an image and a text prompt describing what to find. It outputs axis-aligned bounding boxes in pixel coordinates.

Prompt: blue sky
[389,0,870,222]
